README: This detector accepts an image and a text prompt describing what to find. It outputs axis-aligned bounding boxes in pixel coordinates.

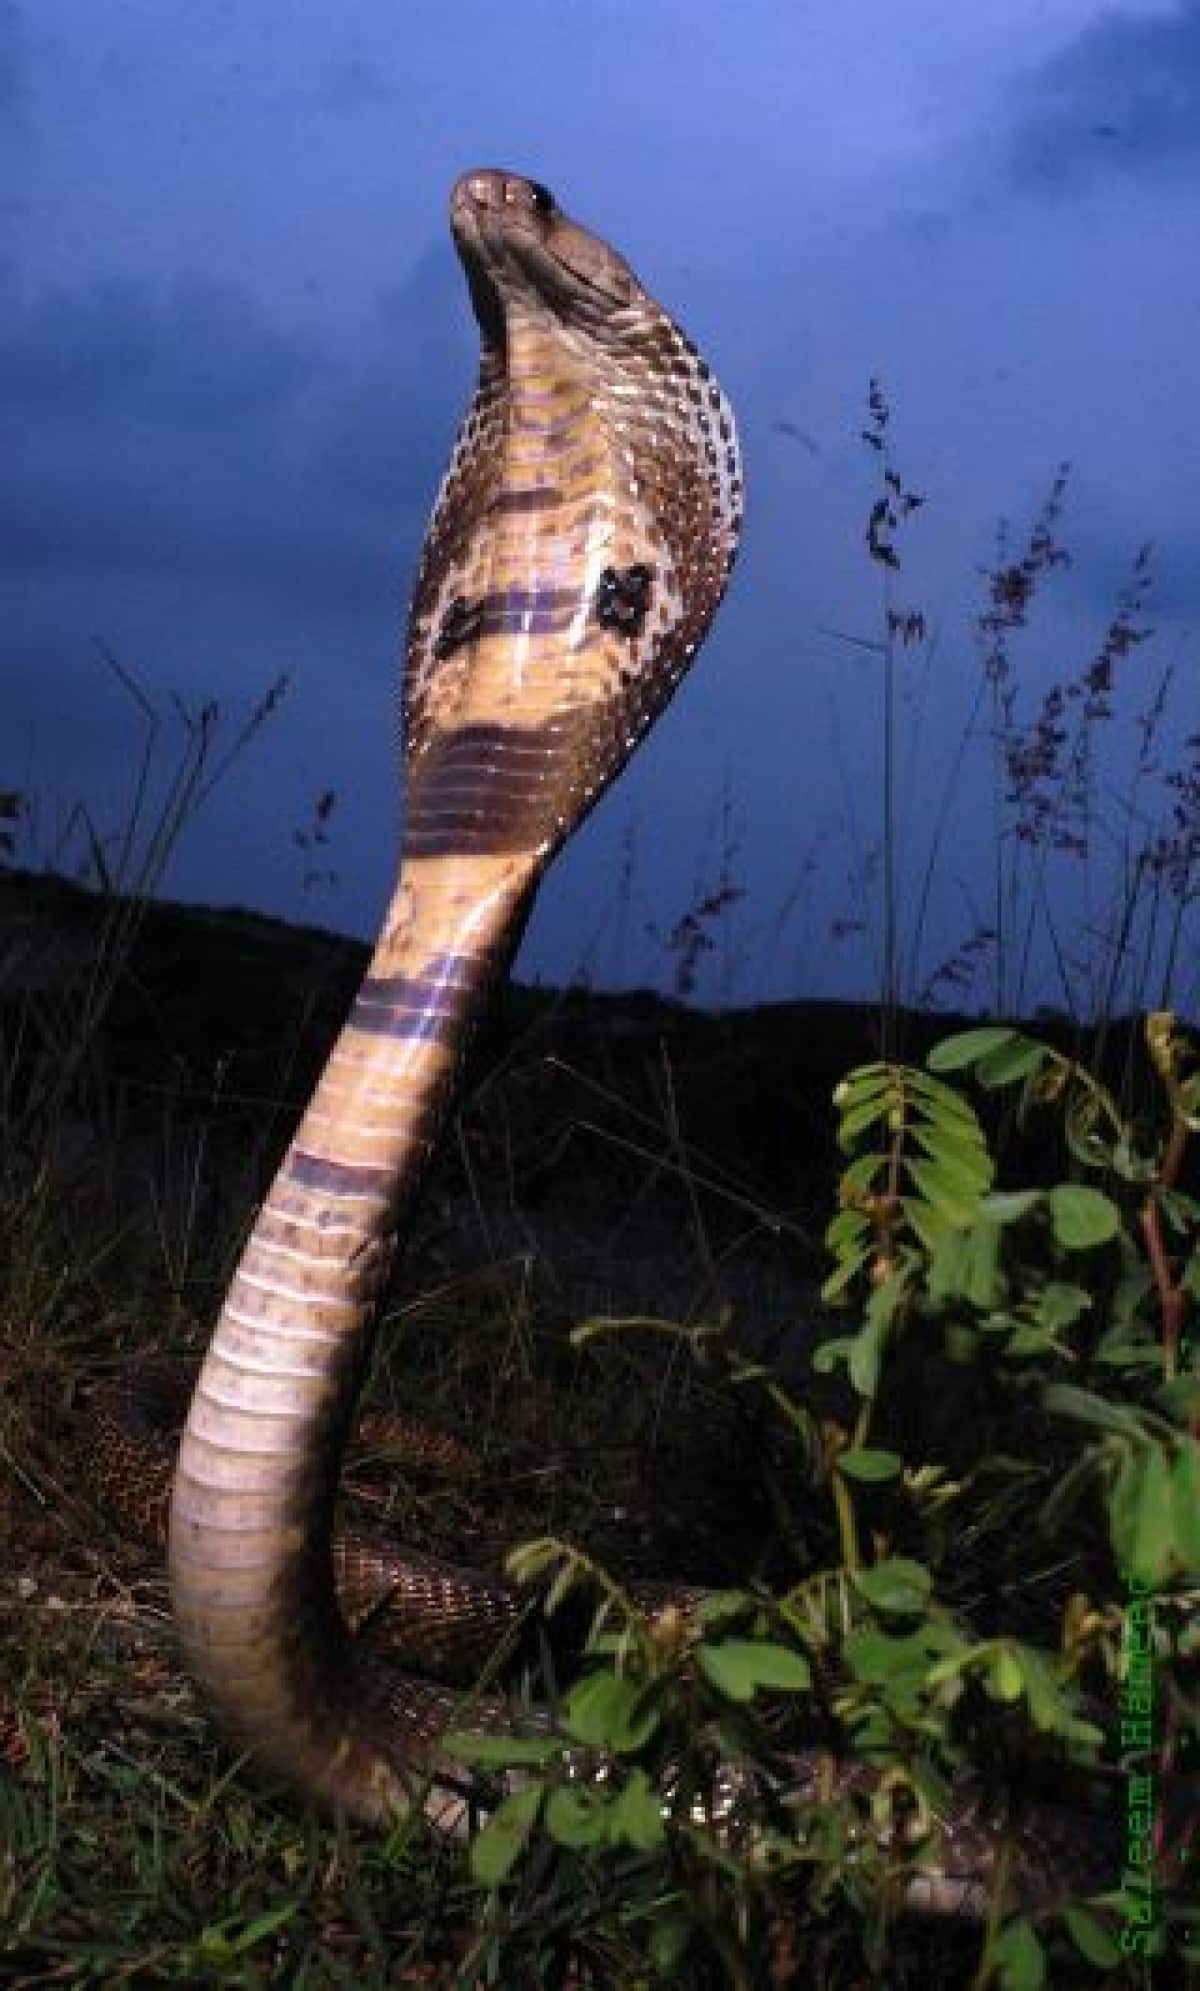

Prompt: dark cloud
[312,247,474,512]
[0,276,316,421]
[1008,1,1200,187]
[0,236,483,948]
[0,255,472,612]
[319,53,400,113]
[8,0,1196,1002]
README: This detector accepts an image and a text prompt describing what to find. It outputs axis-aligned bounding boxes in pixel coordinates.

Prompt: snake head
[450,168,644,345]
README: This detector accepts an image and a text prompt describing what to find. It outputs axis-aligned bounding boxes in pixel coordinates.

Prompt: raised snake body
[154,171,1128,1916]
[169,168,742,1824]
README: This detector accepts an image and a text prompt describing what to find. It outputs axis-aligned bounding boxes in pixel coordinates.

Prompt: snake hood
[402,169,744,864]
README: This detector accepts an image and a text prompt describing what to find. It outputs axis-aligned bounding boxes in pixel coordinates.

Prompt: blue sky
[3,1,1198,1011]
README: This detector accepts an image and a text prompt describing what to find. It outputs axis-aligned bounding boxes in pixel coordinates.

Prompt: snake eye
[527,180,555,216]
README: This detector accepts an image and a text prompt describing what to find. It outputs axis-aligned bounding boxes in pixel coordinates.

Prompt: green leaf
[1004,1324,1058,1358]
[1109,1443,1173,1587]
[994,1916,1047,1990]
[562,1672,660,1753]
[1098,1337,1170,1369]
[852,1558,932,1615]
[825,1207,870,1253]
[906,1071,987,1131]
[697,1638,811,1702]
[821,1268,910,1372]
[845,1628,918,1687]
[1044,1383,1146,1438]
[1111,1132,1157,1184]
[915,1130,999,1186]
[845,1623,961,1698]
[1035,1282,1091,1332]
[443,1730,562,1769]
[926,1219,1005,1309]
[606,1768,665,1850]
[545,1783,611,1848]
[853,1269,909,1395]
[694,1589,757,1629]
[811,1332,857,1372]
[990,1646,1024,1701]
[837,1446,903,1482]
[196,1906,297,1964]
[1049,1183,1120,1249]
[992,1642,1104,1746]
[840,1152,887,1198]
[963,1223,1005,1308]
[903,1194,954,1256]
[927,1027,1017,1072]
[470,1784,543,1885]
[915,1091,991,1138]
[1171,1439,1200,1574]
[820,1248,873,1303]
[837,1094,894,1147]
[833,1064,893,1102]
[974,1038,1049,1088]
[906,1158,985,1228]
[1061,1905,1120,1968]
[983,1648,1106,1744]
[926,1228,971,1305]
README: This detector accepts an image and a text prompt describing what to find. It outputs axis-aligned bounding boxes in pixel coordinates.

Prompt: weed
[450,1016,1199,1984]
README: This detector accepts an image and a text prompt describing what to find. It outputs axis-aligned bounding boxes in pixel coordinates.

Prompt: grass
[2,406,1199,1984]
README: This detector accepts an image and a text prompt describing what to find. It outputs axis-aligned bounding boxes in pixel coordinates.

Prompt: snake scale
[96,170,1127,1919]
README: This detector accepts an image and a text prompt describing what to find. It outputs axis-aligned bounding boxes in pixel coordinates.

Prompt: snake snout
[451,169,555,227]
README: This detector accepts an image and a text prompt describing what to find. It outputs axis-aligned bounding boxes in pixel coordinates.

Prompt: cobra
[168,168,743,1823]
[160,170,1126,1915]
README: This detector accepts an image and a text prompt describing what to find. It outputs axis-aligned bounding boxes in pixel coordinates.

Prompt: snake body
[152,170,1130,1916]
[168,168,742,1823]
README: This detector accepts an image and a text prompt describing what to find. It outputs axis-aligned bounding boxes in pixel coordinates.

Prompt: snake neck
[168,855,533,1818]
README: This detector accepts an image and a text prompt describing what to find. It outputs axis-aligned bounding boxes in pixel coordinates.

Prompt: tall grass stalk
[830,386,1196,1033]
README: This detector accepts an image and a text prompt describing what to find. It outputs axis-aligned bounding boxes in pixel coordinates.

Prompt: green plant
[451,1017,1199,1986]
